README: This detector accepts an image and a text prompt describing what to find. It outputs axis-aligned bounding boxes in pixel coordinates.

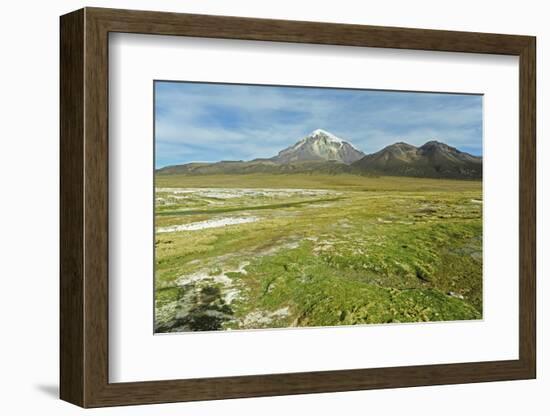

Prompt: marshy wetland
[154,174,482,333]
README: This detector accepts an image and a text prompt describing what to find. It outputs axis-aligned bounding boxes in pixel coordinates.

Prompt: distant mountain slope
[351,141,482,179]
[157,159,352,176]
[271,129,365,164]
[157,130,482,180]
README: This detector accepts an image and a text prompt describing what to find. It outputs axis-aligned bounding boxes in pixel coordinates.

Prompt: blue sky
[155,81,483,168]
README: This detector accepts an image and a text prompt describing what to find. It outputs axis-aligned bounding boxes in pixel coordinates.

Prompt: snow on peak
[308,129,364,152]
[310,129,344,144]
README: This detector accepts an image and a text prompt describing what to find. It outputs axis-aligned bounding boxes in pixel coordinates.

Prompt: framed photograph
[60,7,536,407]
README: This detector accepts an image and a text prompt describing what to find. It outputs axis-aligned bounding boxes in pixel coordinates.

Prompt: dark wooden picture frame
[60,7,536,408]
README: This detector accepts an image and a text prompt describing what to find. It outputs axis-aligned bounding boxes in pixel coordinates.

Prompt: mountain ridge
[157,130,482,179]
[351,140,482,179]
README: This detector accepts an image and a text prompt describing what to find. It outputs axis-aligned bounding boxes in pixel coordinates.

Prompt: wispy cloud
[155,81,483,167]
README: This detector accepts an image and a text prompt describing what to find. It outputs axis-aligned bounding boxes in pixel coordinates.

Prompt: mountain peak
[419,140,460,156]
[272,129,365,165]
[309,129,343,144]
[421,140,448,148]
[385,141,417,150]
[306,129,364,153]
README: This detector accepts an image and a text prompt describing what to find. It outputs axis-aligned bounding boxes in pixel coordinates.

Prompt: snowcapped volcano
[157,130,481,179]
[271,129,365,164]
[310,129,344,143]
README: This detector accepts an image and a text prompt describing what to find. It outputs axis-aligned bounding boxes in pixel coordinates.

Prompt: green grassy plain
[154,174,482,332]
